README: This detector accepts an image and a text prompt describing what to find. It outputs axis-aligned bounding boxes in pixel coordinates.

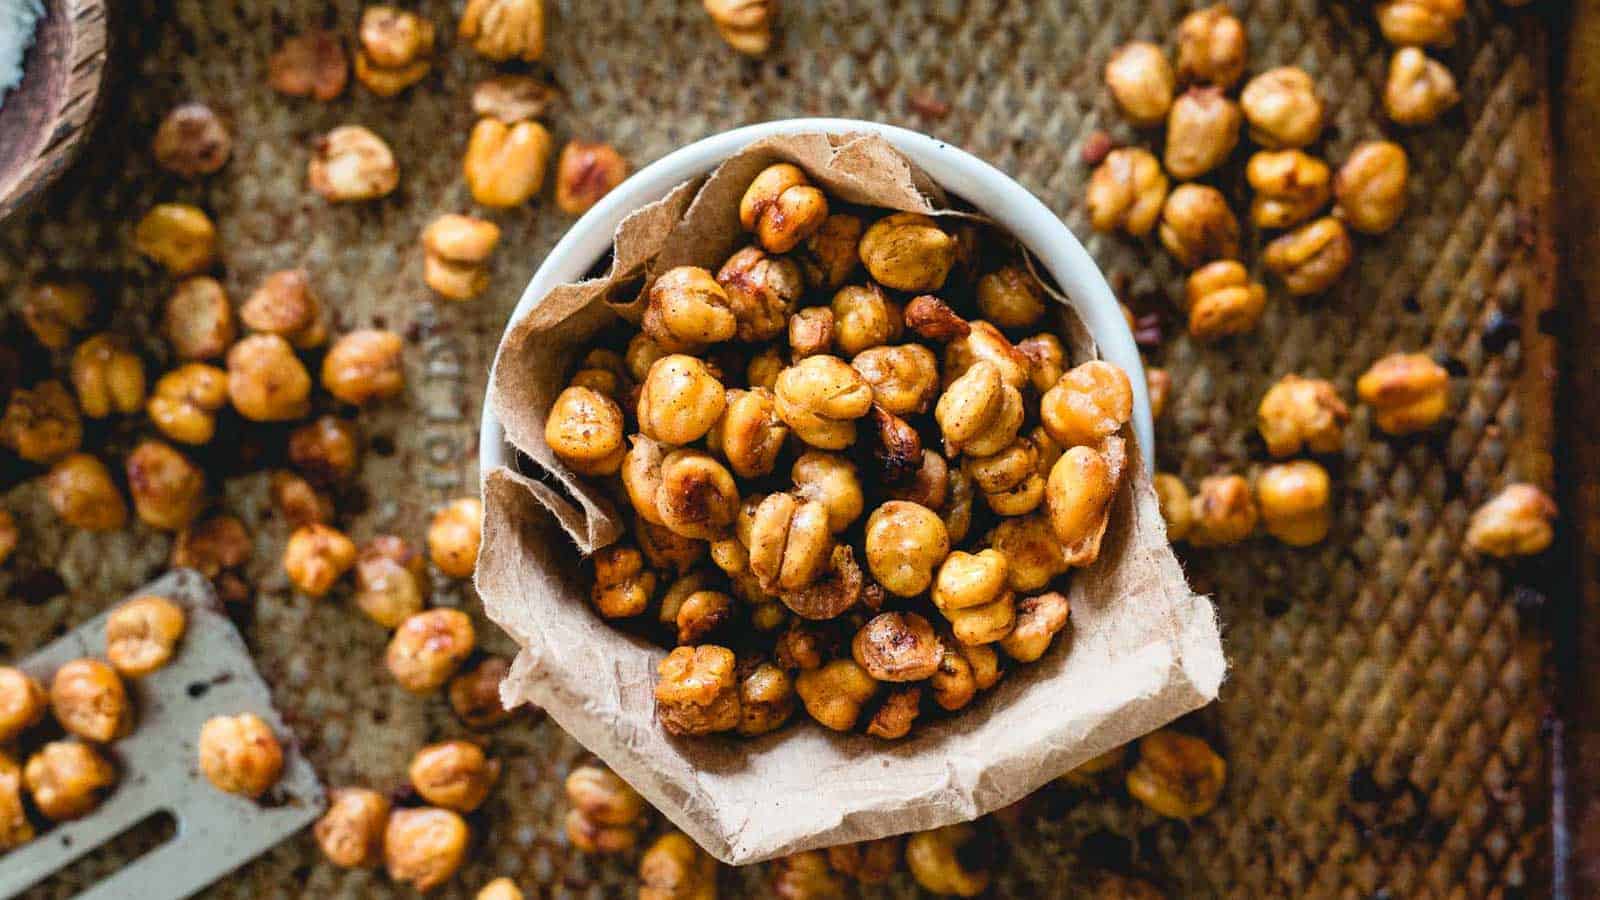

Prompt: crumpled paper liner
[479,132,1225,865]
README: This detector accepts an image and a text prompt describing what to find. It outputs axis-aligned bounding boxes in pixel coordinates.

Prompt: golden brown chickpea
[1015,333,1065,395]
[1384,47,1459,125]
[285,421,361,492]
[639,355,727,445]
[283,524,357,598]
[746,345,786,392]
[852,612,942,681]
[707,387,787,478]
[796,212,863,289]
[1158,184,1240,268]
[1184,261,1267,341]
[161,276,235,361]
[636,515,709,574]
[831,283,903,358]
[1334,141,1409,234]
[654,450,740,540]
[353,535,427,627]
[985,511,1070,592]
[737,659,794,736]
[134,203,218,276]
[827,837,902,885]
[657,571,714,633]
[387,608,476,693]
[147,363,227,445]
[1256,460,1333,546]
[554,140,628,215]
[1356,352,1451,435]
[126,439,205,531]
[309,125,399,201]
[965,437,1046,517]
[639,831,718,900]
[906,823,993,897]
[459,0,544,61]
[1189,474,1258,547]
[546,386,626,477]
[655,644,740,735]
[171,515,251,580]
[739,163,829,254]
[1262,217,1353,296]
[943,321,1031,392]
[422,215,501,301]
[1105,41,1175,127]
[20,280,93,349]
[904,293,972,343]
[935,361,1024,458]
[712,247,802,343]
[1377,0,1464,47]
[622,435,670,525]
[859,212,957,292]
[865,501,950,597]
[450,656,515,730]
[409,740,500,813]
[787,306,836,359]
[322,329,405,405]
[226,334,312,422]
[1127,729,1226,818]
[790,451,864,533]
[354,6,434,97]
[463,118,552,208]
[0,753,31,849]
[974,265,1045,329]
[385,806,470,893]
[928,639,982,711]
[104,595,186,678]
[1048,443,1124,566]
[0,668,45,743]
[774,355,874,450]
[771,849,843,899]
[565,763,645,854]
[24,741,115,821]
[267,29,348,102]
[69,334,144,418]
[795,658,878,731]
[2,381,81,463]
[1086,147,1170,237]
[270,470,333,527]
[745,493,833,592]
[1040,359,1134,450]
[850,344,939,419]
[478,877,523,900]
[315,786,390,867]
[1176,5,1248,88]
[622,335,668,385]
[931,549,1014,644]
[705,0,776,56]
[1246,150,1331,230]
[643,266,737,353]
[1154,473,1194,543]
[1462,483,1556,558]
[1240,67,1323,149]
[45,453,126,531]
[1258,374,1349,457]
[675,589,734,645]
[1164,87,1241,181]
[198,712,283,798]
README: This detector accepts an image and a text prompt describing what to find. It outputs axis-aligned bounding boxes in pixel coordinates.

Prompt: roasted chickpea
[965,437,1046,517]
[565,762,646,854]
[906,823,993,897]
[1240,67,1323,149]
[1189,474,1258,547]
[1184,261,1267,341]
[865,501,950,597]
[936,361,1024,458]
[1147,369,1171,420]
[475,875,522,898]
[736,659,794,736]
[1334,140,1409,234]
[1176,5,1248,87]
[69,334,144,418]
[889,451,951,516]
[0,668,45,743]
[1164,87,1241,181]
[1256,460,1333,546]
[746,492,833,592]
[658,571,715,633]
[1127,729,1226,818]
[795,658,878,731]
[1087,147,1170,237]
[323,329,406,405]
[638,355,727,446]
[642,266,736,353]
[655,645,740,735]
[409,740,500,813]
[1466,483,1557,558]
[354,6,435,97]
[852,612,942,681]
[705,249,799,344]
[774,355,874,449]
[450,656,515,730]
[2,381,81,463]
[161,277,235,362]
[0,754,30,849]
[1258,374,1349,457]
[462,117,552,207]
[1385,47,1459,125]
[704,0,776,55]
[849,345,938,420]
[134,203,218,275]
[637,515,709,574]
[315,786,390,867]
[1040,360,1134,450]
[126,439,205,531]
[50,659,130,742]
[973,265,1044,329]
[267,29,348,101]
[353,535,426,627]
[675,589,733,645]
[1105,41,1175,126]
[1356,352,1451,435]
[545,386,626,477]
[1011,333,1063,396]
[827,837,902,885]
[198,712,283,798]
[931,549,1014,644]
[1158,184,1240,268]
[831,283,903,358]
[387,609,475,693]
[787,306,836,359]
[147,363,227,445]
[422,215,501,301]
[796,212,863,289]
[1263,216,1353,296]
[705,388,787,478]
[24,741,115,821]
[986,511,1070,592]
[790,451,864,533]
[45,453,126,531]
[20,280,92,349]
[1246,150,1331,230]
[552,139,628,215]
[284,418,359,488]
[458,0,544,61]
[943,321,1031,392]
[639,831,718,900]
[770,849,843,899]
[1154,473,1194,543]
[864,685,921,739]
[270,470,333,528]
[928,639,999,711]
[859,212,956,292]
[104,595,186,677]
[385,807,470,892]
[171,515,251,581]
[226,334,312,421]
[283,524,357,597]
[309,125,399,201]
[746,345,786,392]
[653,450,739,540]
[427,496,483,578]
[739,163,829,254]
[1377,0,1464,47]
[904,293,972,343]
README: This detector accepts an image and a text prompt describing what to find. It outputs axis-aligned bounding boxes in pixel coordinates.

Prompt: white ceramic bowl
[480,117,1152,475]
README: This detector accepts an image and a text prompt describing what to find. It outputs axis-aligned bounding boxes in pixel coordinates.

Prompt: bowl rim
[478,117,1152,478]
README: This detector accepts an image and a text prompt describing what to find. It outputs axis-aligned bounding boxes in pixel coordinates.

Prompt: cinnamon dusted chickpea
[1258,374,1349,456]
[1127,729,1226,818]
[1158,184,1240,268]
[323,329,405,405]
[45,453,126,530]
[976,264,1047,329]
[1240,67,1323,149]
[906,823,993,898]
[791,451,864,533]
[69,334,144,418]
[1016,333,1066,395]
[270,470,333,527]
[795,658,877,731]
[831,283,903,358]
[859,212,956,292]
[429,497,483,578]
[1385,47,1459,125]
[1334,141,1410,235]
[636,515,708,574]
[422,215,501,301]
[622,435,670,525]
[458,0,545,61]
[644,266,737,353]
[284,524,357,597]
[850,344,939,417]
[1189,474,1258,547]
[2,381,81,463]
[796,212,863,289]
[943,321,1031,391]
[932,549,1015,645]
[774,355,874,449]
[387,609,475,693]
[1466,484,1557,558]
[1257,460,1333,546]
[353,535,427,627]
[1246,150,1331,230]
[546,386,627,476]
[450,656,515,730]
[565,763,646,853]
[736,659,794,736]
[410,740,500,812]
[268,30,348,102]
[463,118,552,208]
[555,140,628,215]
[771,849,843,899]
[1154,473,1194,543]
[936,361,1024,458]
[1184,261,1267,341]
[715,247,803,343]
[385,807,470,892]
[905,293,971,343]
[198,712,283,798]
[639,831,718,900]
[1164,87,1241,180]
[746,345,785,391]
[865,685,921,739]
[707,387,787,478]
[828,837,902,885]
[354,6,435,97]
[226,334,312,421]
[675,589,734,645]
[1041,360,1134,449]
[0,668,45,742]
[1147,369,1171,420]
[639,355,727,445]
[126,439,205,531]
[654,450,740,540]
[0,753,30,849]
[1377,0,1465,47]
[24,741,115,821]
[148,363,228,444]
[51,659,131,742]
[162,276,235,361]
[778,543,864,620]
[20,280,92,349]
[787,306,835,359]
[739,163,829,254]
[134,203,218,275]
[1262,217,1354,296]
[315,787,390,867]
[866,501,951,597]
[964,437,1046,517]
[745,493,833,592]
[1356,352,1451,435]
[1087,148,1170,237]
[105,595,186,677]
[655,645,740,735]
[852,612,942,681]
[1105,41,1175,127]
[986,511,1070,592]
[309,125,399,201]
[1176,5,1248,88]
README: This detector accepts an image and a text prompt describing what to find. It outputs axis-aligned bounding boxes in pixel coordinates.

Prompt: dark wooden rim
[0,0,107,220]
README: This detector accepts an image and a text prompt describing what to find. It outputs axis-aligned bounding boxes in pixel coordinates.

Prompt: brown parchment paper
[478,131,1225,865]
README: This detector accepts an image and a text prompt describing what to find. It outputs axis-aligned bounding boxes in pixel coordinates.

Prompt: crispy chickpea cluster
[564,763,646,854]
[1087,148,1168,237]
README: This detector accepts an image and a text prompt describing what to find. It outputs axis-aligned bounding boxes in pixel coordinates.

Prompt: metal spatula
[0,569,324,900]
